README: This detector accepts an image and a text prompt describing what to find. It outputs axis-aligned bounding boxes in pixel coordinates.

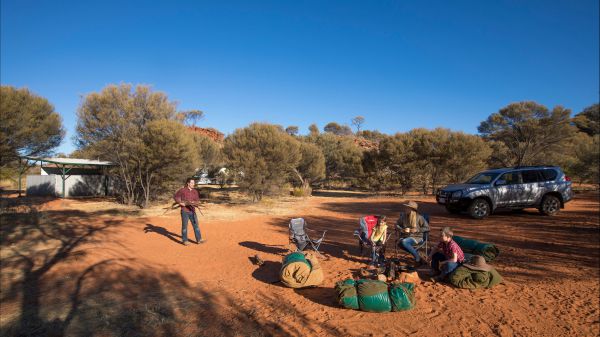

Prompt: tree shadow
[1,204,346,337]
[144,223,182,244]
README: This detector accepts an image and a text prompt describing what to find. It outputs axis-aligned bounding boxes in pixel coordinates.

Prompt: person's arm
[381,226,388,245]
[448,252,458,263]
[419,215,430,233]
[174,189,185,207]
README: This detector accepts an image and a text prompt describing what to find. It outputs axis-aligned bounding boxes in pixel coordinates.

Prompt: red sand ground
[1,192,599,336]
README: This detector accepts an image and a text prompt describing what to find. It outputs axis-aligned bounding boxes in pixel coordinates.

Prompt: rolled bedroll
[389,282,415,311]
[280,252,324,288]
[335,279,359,310]
[453,235,500,262]
[356,279,392,312]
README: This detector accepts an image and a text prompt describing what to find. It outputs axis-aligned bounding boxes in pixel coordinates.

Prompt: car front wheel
[540,195,561,216]
[468,198,490,219]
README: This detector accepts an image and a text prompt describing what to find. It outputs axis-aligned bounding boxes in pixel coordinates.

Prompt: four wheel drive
[436,166,573,219]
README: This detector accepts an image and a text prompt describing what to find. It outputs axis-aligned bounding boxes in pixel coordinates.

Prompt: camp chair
[289,218,327,258]
[394,213,430,258]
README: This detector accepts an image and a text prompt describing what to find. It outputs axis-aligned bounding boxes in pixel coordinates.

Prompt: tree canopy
[478,101,575,167]
[573,103,599,136]
[76,84,197,207]
[0,86,65,173]
[323,122,353,136]
[223,123,301,201]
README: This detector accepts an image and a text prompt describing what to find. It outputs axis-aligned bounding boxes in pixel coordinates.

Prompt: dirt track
[1,191,599,336]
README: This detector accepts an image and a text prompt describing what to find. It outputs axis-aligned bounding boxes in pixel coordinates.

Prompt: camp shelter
[19,156,114,198]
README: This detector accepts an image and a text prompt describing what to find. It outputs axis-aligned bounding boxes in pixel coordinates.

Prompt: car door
[494,171,523,207]
[521,169,543,205]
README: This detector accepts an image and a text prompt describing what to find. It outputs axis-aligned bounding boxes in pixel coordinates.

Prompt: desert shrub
[223,123,301,201]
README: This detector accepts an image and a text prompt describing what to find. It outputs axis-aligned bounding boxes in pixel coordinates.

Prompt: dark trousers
[431,252,460,277]
[181,209,202,243]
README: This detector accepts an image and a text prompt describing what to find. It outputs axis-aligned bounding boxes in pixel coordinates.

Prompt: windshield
[465,172,500,184]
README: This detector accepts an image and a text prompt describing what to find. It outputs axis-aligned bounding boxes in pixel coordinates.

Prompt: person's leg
[181,210,190,243]
[189,211,202,242]
[400,237,422,262]
[441,261,460,278]
[370,245,378,265]
[431,252,446,273]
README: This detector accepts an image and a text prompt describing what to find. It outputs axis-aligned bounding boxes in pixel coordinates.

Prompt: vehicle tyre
[468,198,490,219]
[445,206,461,214]
[539,195,560,216]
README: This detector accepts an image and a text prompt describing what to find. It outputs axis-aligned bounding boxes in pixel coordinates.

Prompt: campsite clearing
[1,191,598,336]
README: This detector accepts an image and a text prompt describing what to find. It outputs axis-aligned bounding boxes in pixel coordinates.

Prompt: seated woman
[428,226,465,282]
[369,215,388,266]
[397,201,430,266]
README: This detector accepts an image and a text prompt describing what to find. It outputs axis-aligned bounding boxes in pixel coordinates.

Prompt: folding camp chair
[394,213,430,258]
[289,218,327,258]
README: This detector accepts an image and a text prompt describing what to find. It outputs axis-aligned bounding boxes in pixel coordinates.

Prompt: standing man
[174,178,204,246]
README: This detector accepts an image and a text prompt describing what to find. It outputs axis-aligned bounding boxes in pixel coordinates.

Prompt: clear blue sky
[2,0,599,155]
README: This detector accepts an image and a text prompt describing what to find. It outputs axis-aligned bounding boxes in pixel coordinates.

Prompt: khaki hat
[402,200,419,211]
[463,255,492,272]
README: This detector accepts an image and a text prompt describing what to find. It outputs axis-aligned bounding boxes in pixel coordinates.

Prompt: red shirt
[437,239,465,262]
[174,187,200,212]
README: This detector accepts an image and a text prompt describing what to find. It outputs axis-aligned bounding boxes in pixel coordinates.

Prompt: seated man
[428,226,465,282]
[397,201,429,266]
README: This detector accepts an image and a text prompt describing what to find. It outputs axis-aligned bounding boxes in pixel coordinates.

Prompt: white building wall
[26,174,111,197]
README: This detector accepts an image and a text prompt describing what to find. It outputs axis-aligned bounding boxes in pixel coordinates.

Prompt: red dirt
[1,192,599,336]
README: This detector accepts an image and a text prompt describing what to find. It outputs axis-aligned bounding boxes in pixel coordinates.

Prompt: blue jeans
[399,237,423,262]
[431,252,460,277]
[181,210,202,243]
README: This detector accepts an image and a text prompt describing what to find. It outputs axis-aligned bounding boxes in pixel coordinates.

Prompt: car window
[466,172,500,184]
[522,170,541,183]
[540,169,558,181]
[498,172,522,185]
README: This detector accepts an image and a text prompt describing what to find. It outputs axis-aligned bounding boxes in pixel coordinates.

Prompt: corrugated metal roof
[23,156,114,166]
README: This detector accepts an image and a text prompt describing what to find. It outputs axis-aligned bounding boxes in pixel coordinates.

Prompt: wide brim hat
[463,255,492,272]
[402,200,419,211]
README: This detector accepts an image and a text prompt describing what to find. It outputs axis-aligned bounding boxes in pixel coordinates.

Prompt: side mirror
[495,179,507,186]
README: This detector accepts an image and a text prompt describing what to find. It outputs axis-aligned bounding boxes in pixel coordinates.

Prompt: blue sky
[2,0,599,155]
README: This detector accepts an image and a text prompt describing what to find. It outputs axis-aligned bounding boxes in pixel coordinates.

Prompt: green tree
[323,122,353,136]
[358,129,388,143]
[76,84,194,207]
[478,101,575,166]
[0,86,65,179]
[373,129,491,194]
[223,123,301,201]
[293,141,325,193]
[190,132,223,172]
[285,126,299,136]
[182,109,205,127]
[315,133,363,185]
[572,103,599,136]
[377,133,417,194]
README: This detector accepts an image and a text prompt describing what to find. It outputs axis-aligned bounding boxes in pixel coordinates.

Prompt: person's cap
[462,255,492,272]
